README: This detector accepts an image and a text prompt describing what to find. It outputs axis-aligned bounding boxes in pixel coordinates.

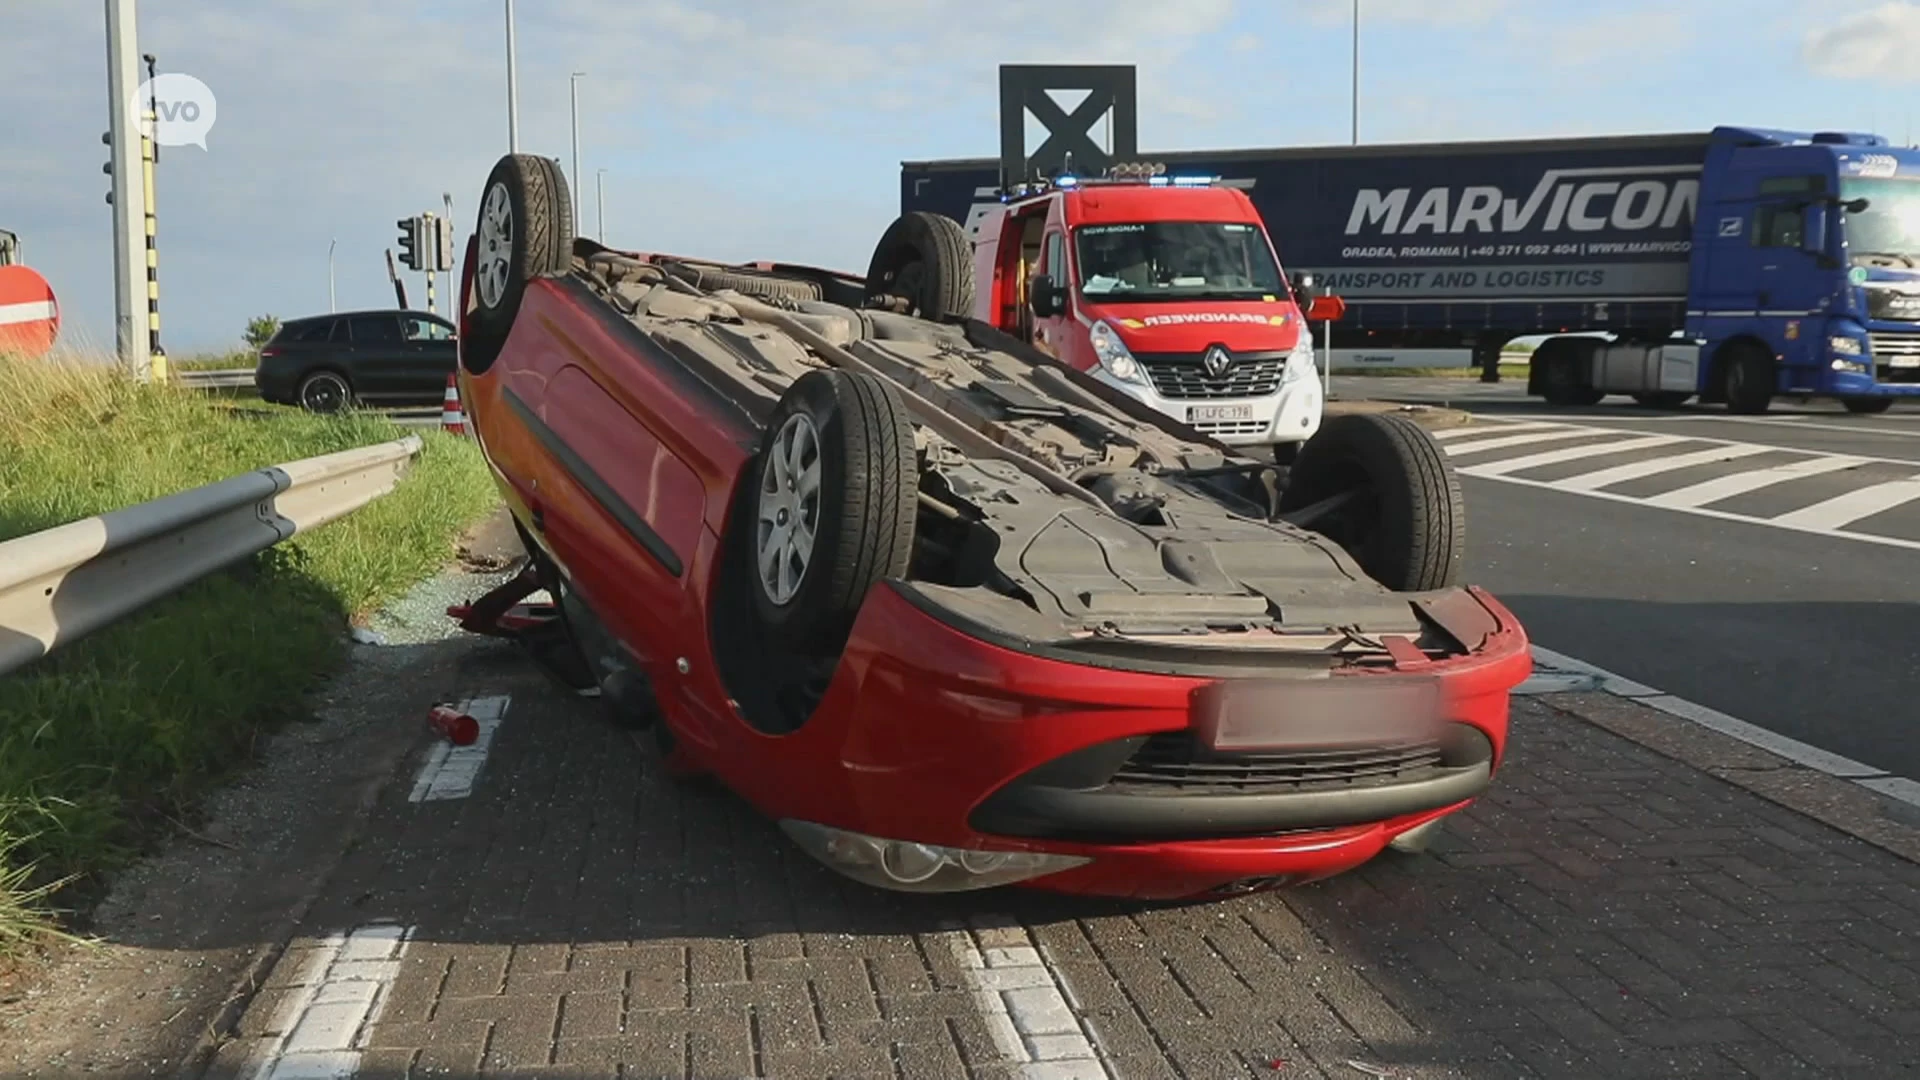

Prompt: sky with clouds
[4,0,1918,354]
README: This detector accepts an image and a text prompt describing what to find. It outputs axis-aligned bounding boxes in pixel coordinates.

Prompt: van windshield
[1073,221,1286,301]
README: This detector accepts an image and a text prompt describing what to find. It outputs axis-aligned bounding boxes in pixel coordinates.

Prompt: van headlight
[1284,330,1318,382]
[1089,320,1147,385]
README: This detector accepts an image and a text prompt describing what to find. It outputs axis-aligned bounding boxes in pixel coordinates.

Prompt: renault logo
[1201,346,1234,378]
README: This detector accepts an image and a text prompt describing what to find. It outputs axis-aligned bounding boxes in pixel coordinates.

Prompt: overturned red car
[450,153,1532,901]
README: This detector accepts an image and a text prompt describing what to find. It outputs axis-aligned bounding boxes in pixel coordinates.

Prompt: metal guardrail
[0,435,424,678]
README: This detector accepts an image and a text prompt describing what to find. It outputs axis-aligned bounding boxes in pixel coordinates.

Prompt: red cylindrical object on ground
[427,704,479,745]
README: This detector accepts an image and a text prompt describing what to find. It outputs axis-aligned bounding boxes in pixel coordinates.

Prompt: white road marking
[1430,421,1565,441]
[1647,414,1920,441]
[1442,428,1605,455]
[1457,433,1687,479]
[1549,442,1772,493]
[1769,476,1920,530]
[1528,645,1918,810]
[953,916,1114,1080]
[248,922,414,1080]
[408,695,510,802]
[1640,454,1873,509]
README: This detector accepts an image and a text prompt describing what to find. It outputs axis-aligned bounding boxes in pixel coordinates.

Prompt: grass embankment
[0,356,499,952]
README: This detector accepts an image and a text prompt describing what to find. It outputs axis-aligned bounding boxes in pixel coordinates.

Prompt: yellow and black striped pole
[141,106,166,380]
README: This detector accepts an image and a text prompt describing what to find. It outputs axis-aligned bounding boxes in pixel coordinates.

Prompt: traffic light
[102,131,113,205]
[396,216,422,271]
[433,216,454,273]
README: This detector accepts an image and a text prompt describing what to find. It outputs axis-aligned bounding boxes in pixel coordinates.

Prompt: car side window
[403,317,453,341]
[290,321,332,343]
[327,319,351,343]
[348,315,403,344]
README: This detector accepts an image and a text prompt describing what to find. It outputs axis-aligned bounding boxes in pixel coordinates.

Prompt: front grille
[1190,418,1270,438]
[1104,732,1447,795]
[1872,332,1920,382]
[1138,351,1286,399]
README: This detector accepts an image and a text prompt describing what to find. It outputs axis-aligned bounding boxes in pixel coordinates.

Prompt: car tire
[296,369,353,413]
[465,153,574,376]
[1843,396,1894,415]
[746,368,916,649]
[864,210,975,321]
[1719,343,1774,415]
[1278,412,1465,593]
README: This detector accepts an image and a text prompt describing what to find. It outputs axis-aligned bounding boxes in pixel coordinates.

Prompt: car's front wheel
[745,368,917,651]
[296,369,353,413]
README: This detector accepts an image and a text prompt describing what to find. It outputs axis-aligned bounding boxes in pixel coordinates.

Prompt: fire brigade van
[964,165,1332,453]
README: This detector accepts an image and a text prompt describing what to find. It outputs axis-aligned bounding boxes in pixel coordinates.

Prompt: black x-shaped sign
[1022,88,1115,176]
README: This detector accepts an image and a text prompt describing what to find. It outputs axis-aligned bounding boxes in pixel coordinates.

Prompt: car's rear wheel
[1277,412,1465,592]
[746,368,916,649]
[297,369,352,413]
[464,153,574,375]
[863,211,975,321]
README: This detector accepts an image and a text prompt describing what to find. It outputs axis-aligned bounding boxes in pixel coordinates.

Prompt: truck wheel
[1843,396,1894,415]
[1537,339,1604,407]
[746,368,916,650]
[864,211,975,321]
[1631,391,1692,409]
[1278,412,1465,593]
[1718,344,1774,415]
[465,153,574,375]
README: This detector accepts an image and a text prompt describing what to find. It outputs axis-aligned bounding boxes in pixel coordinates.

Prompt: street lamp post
[328,238,337,312]
[569,72,585,226]
[105,0,151,379]
[442,191,454,314]
[1351,0,1360,145]
[504,0,520,152]
[596,168,606,243]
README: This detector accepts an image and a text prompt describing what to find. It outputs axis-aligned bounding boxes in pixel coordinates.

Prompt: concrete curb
[1323,398,1476,432]
[1515,649,1920,867]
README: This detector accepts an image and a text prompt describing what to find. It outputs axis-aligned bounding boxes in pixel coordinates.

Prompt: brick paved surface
[206,656,1920,1080]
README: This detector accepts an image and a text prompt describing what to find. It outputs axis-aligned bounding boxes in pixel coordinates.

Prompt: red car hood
[1085,299,1307,353]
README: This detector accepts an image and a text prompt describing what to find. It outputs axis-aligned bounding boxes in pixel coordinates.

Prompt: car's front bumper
[1087,366,1323,446]
[695,579,1531,900]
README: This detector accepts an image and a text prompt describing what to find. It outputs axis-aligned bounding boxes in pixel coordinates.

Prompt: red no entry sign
[0,265,60,358]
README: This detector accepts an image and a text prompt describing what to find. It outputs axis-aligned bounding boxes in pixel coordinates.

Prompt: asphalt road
[1335,376,1920,781]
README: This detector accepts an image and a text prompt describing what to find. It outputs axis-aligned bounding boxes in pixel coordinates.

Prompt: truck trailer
[902,125,1920,415]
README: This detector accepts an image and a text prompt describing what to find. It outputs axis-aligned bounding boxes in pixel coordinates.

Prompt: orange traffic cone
[441,374,466,435]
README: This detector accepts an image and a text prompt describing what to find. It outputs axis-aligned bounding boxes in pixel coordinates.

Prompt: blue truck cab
[1644,126,1920,414]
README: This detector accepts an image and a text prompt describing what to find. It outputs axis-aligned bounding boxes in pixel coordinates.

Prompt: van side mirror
[1291,271,1325,303]
[1028,274,1065,318]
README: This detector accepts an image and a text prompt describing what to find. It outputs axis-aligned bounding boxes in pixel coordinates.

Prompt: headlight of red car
[779,820,1091,893]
